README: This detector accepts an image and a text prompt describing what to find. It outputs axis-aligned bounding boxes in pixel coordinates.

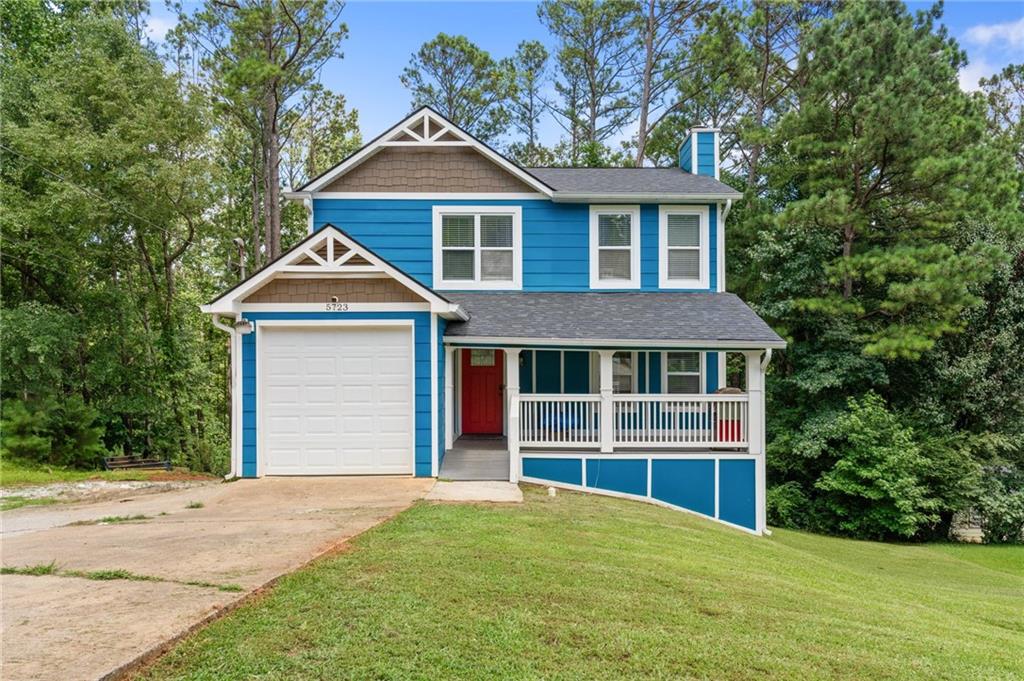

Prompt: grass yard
[142,486,1024,681]
[0,457,212,489]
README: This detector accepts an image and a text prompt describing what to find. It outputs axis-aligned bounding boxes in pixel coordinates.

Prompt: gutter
[551,192,743,203]
[210,314,242,480]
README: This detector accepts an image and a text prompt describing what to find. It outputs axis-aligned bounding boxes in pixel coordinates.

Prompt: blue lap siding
[240,312,433,478]
[313,199,718,292]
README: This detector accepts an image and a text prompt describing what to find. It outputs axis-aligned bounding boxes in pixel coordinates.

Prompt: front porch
[442,346,767,480]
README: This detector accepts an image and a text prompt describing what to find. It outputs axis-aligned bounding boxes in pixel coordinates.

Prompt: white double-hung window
[590,205,640,289]
[659,205,710,289]
[664,351,703,394]
[433,206,522,289]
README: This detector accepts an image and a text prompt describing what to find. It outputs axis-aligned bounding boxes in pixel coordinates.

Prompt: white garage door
[259,325,414,475]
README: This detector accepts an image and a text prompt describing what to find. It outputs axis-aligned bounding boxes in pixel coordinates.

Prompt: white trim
[691,136,698,175]
[299,108,553,196]
[589,205,641,289]
[255,319,417,478]
[446,336,787,350]
[658,205,710,290]
[444,345,455,451]
[432,205,523,290]
[714,458,721,518]
[713,132,720,180]
[717,202,726,292]
[294,192,548,201]
[661,350,705,395]
[718,352,727,388]
[237,303,430,313]
[203,225,467,320]
[430,313,439,477]
[553,193,742,203]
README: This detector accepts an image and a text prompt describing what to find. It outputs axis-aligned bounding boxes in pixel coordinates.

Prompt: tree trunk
[635,0,656,167]
[262,85,282,261]
[842,224,854,298]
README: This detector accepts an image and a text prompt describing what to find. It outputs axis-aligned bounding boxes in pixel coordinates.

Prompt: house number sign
[325,302,350,311]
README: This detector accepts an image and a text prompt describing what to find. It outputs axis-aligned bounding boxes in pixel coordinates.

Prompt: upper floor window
[433,206,522,290]
[659,206,709,289]
[664,351,702,394]
[590,205,640,289]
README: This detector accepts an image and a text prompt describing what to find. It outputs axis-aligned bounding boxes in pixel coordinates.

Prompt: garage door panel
[260,325,414,475]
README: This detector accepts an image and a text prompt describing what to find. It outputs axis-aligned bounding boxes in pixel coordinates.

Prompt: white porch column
[505,348,521,483]
[745,350,767,534]
[598,350,615,453]
[444,346,455,451]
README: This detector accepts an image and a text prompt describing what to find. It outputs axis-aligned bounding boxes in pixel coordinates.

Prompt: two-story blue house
[202,107,784,534]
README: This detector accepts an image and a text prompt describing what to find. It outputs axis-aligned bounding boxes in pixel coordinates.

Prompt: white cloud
[959,56,999,92]
[145,16,176,43]
[964,16,1024,49]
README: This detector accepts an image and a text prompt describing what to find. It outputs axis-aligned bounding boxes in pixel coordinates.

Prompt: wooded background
[2,0,1022,542]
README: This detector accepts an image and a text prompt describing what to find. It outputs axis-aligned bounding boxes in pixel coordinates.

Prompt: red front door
[461,349,504,434]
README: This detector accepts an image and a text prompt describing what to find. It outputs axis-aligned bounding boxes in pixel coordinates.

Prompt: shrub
[976,465,1024,544]
[767,481,811,528]
[48,396,106,468]
[815,393,938,540]
[1,399,50,461]
[0,397,106,468]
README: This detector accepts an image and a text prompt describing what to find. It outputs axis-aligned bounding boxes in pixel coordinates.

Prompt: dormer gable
[297,107,553,196]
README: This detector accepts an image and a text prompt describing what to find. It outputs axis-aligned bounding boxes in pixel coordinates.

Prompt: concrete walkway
[439,437,510,480]
[1,476,432,681]
[426,480,523,503]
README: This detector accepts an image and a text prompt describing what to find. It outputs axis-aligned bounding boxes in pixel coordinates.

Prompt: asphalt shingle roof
[524,167,742,199]
[444,292,785,347]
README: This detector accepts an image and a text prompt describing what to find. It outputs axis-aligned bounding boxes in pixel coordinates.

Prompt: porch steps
[439,440,509,481]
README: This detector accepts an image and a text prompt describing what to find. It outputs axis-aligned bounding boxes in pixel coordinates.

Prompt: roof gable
[201,225,466,319]
[296,107,553,196]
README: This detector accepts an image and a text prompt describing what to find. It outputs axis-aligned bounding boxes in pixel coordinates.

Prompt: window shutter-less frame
[658,206,709,289]
[434,207,522,289]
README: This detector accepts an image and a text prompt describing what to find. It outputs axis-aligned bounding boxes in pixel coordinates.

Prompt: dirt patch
[0,479,218,506]
[144,470,218,483]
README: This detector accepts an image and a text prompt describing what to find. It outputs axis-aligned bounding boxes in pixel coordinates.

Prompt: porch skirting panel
[520,453,759,534]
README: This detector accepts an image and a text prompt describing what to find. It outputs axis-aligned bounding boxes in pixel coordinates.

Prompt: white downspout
[211,314,241,480]
[759,347,773,536]
[722,198,733,222]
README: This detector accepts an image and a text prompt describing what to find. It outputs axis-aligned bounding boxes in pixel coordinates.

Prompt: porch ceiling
[443,292,785,348]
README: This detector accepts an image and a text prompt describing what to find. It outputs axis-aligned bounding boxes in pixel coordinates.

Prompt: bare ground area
[1,476,433,681]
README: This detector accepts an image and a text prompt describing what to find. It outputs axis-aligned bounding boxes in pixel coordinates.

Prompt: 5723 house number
[325,302,350,311]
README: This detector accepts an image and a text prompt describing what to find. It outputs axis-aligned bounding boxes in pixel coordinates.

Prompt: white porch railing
[518,393,749,449]
[612,394,748,448]
[519,394,602,447]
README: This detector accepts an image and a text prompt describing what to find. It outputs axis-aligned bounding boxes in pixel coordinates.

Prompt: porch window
[664,351,702,394]
[612,351,635,393]
[433,206,522,289]
[590,205,640,289]
[659,206,710,289]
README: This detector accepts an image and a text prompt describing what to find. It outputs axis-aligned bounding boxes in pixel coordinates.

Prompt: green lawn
[143,487,1024,681]
[0,457,208,489]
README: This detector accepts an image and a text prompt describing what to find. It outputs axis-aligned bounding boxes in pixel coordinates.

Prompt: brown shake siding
[242,278,425,304]
[321,146,535,193]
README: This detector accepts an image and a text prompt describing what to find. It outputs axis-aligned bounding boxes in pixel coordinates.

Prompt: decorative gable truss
[288,107,554,197]
[201,225,467,319]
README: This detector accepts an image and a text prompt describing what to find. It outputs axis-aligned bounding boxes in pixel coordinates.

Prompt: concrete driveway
[1,476,432,681]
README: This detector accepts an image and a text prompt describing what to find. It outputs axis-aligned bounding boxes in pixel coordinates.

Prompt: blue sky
[147,1,1024,146]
